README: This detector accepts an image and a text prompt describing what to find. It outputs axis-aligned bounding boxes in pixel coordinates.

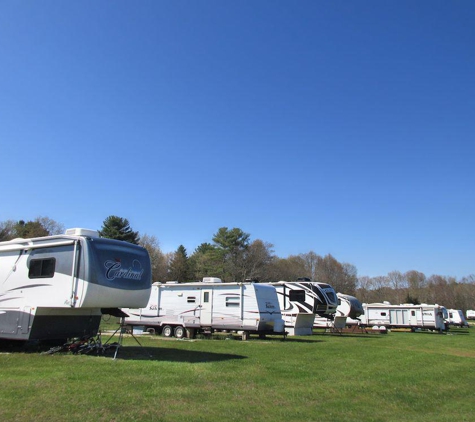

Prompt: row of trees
[0,217,65,240]
[357,271,475,312]
[0,216,358,294]
[2,216,474,311]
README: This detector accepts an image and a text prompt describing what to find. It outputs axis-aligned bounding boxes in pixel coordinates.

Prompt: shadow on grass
[108,346,248,362]
[0,341,248,362]
[278,338,325,343]
[0,340,48,353]
[446,328,471,335]
[414,329,471,335]
[312,333,386,339]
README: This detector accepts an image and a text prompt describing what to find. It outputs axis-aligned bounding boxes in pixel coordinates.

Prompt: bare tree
[387,271,406,304]
[36,216,65,235]
[371,276,390,303]
[0,220,16,241]
[299,251,319,280]
[139,234,168,282]
[267,255,308,281]
[405,270,427,303]
[241,239,275,282]
[356,276,373,303]
[314,254,357,294]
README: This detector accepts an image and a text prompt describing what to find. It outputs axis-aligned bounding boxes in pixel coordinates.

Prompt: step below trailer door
[200,290,213,326]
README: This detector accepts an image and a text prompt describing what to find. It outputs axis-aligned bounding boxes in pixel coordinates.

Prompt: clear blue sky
[1,1,474,279]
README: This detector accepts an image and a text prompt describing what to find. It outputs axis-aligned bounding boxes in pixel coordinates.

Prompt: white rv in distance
[466,310,475,320]
[123,278,285,339]
[358,302,448,332]
[314,293,364,329]
[0,228,152,341]
[269,280,338,335]
[445,309,469,328]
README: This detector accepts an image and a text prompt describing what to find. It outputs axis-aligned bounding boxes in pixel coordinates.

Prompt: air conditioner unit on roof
[65,228,100,238]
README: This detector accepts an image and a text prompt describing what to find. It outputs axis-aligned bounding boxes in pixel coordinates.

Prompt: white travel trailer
[123,278,285,339]
[358,302,448,332]
[0,228,152,341]
[466,310,475,320]
[314,293,364,329]
[445,309,469,327]
[269,280,338,335]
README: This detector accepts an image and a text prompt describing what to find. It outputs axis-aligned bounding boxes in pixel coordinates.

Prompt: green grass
[1,327,474,422]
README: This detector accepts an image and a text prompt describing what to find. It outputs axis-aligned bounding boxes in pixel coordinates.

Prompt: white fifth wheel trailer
[358,302,448,332]
[269,280,338,335]
[314,293,364,329]
[445,309,469,327]
[0,228,151,341]
[123,278,285,339]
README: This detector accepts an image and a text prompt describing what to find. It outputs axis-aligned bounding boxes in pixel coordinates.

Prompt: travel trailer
[445,309,469,327]
[358,302,448,332]
[466,310,475,320]
[269,280,338,335]
[0,228,152,341]
[314,293,364,329]
[123,278,285,339]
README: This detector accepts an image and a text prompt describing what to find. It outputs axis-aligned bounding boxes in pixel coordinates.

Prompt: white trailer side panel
[124,281,284,336]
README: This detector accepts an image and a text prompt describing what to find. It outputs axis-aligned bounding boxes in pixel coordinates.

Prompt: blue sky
[1,1,474,279]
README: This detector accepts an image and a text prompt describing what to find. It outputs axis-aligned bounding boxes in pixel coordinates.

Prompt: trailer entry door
[200,290,213,326]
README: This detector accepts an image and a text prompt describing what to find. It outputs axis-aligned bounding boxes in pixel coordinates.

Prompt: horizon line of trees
[2,215,474,312]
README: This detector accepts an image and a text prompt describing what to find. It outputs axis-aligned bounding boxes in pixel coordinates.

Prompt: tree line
[1,215,474,312]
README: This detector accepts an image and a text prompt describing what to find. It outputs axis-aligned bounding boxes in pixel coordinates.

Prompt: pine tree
[168,245,190,282]
[99,216,140,244]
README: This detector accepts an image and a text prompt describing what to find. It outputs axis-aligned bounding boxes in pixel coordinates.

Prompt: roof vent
[202,277,222,283]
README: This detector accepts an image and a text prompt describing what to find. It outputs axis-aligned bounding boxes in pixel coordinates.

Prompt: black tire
[162,325,173,337]
[174,326,186,339]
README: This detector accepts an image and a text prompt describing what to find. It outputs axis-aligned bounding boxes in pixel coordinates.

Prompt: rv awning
[0,239,77,253]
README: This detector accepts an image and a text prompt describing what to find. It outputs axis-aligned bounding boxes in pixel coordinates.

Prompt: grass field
[1,325,474,422]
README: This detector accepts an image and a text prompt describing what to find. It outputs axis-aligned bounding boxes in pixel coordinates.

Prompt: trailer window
[203,292,209,303]
[289,290,305,302]
[380,312,387,316]
[187,296,196,303]
[226,297,240,307]
[412,311,416,316]
[29,258,56,278]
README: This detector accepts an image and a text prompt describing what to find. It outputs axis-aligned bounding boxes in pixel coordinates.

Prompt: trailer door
[200,289,213,326]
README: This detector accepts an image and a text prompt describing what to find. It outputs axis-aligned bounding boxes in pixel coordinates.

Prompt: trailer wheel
[174,326,186,339]
[162,325,173,337]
